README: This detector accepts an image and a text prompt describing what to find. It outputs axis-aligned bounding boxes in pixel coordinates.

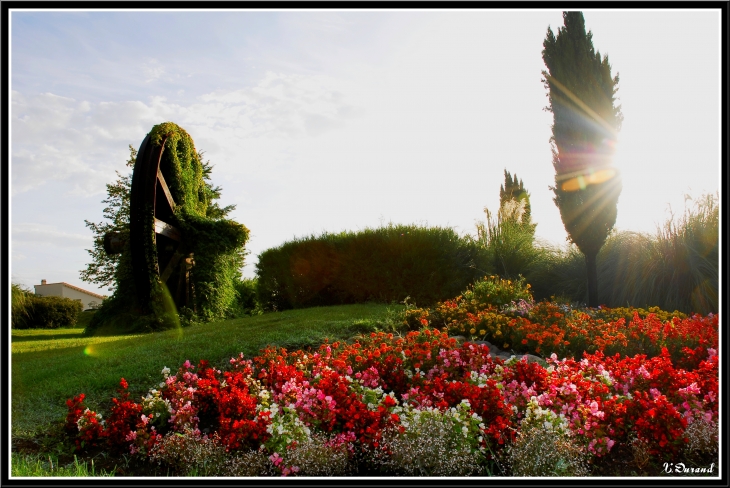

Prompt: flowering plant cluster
[66,324,718,476]
[412,285,717,365]
[425,276,533,330]
[592,306,688,323]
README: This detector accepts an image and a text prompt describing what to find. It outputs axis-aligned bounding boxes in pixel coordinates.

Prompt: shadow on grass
[11,332,86,343]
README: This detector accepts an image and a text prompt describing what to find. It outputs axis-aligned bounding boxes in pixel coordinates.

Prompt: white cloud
[142,58,166,83]
[13,223,92,248]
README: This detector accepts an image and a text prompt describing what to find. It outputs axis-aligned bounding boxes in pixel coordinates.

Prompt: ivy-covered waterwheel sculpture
[127,132,194,312]
[95,122,249,332]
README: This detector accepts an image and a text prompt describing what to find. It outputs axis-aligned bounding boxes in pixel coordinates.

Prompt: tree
[80,145,135,288]
[542,11,623,307]
[499,169,535,234]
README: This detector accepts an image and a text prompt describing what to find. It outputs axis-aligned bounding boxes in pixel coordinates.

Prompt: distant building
[34,279,107,311]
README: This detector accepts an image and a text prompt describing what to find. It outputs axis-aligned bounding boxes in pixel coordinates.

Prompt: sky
[9,8,722,297]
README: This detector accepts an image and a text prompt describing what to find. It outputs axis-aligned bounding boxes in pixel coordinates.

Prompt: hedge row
[255,225,489,311]
[13,295,84,329]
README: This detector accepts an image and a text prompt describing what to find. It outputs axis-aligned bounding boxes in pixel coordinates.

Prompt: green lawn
[11,303,402,440]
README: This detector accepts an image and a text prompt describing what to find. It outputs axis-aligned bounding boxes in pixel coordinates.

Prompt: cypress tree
[542,11,623,307]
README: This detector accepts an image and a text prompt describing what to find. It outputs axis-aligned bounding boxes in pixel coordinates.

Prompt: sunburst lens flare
[561,168,618,192]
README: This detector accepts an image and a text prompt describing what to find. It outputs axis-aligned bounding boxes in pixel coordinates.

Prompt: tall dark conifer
[542,11,623,307]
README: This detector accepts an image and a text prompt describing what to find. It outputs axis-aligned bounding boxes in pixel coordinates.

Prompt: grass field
[11,303,401,442]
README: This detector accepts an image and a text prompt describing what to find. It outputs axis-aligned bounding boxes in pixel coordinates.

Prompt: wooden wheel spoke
[154,218,182,241]
[160,243,186,283]
[157,169,176,212]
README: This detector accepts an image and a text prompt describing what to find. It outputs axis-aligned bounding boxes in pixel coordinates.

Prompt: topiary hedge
[255,224,489,311]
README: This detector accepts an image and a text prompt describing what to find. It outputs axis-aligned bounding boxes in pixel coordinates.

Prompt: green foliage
[255,224,487,311]
[594,194,718,314]
[234,278,260,314]
[12,283,34,329]
[542,11,623,307]
[425,276,532,335]
[15,295,84,329]
[521,242,587,303]
[522,194,718,314]
[83,122,249,335]
[80,146,136,288]
[463,275,533,309]
[11,454,116,477]
[175,210,249,321]
[149,122,208,217]
[475,198,541,280]
[86,239,179,335]
[499,169,534,234]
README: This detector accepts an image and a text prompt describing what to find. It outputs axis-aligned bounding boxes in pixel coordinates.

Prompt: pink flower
[269,452,283,466]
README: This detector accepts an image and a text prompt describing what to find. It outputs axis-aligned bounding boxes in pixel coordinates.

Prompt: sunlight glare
[561,167,618,192]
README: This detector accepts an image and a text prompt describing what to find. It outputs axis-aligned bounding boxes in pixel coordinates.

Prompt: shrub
[464,275,533,310]
[427,276,532,339]
[11,283,33,329]
[234,277,260,314]
[527,193,718,314]
[475,199,542,281]
[18,295,84,329]
[255,224,487,311]
[595,194,718,314]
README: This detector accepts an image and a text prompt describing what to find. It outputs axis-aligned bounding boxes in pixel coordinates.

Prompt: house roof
[36,282,107,300]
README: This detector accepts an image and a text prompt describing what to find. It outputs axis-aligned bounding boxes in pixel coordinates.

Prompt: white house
[34,280,107,311]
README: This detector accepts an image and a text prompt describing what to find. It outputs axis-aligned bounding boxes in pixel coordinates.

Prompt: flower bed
[411,277,717,366]
[65,323,719,476]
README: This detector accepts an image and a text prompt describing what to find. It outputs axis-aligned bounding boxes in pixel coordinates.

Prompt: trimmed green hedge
[14,295,84,329]
[255,224,489,311]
